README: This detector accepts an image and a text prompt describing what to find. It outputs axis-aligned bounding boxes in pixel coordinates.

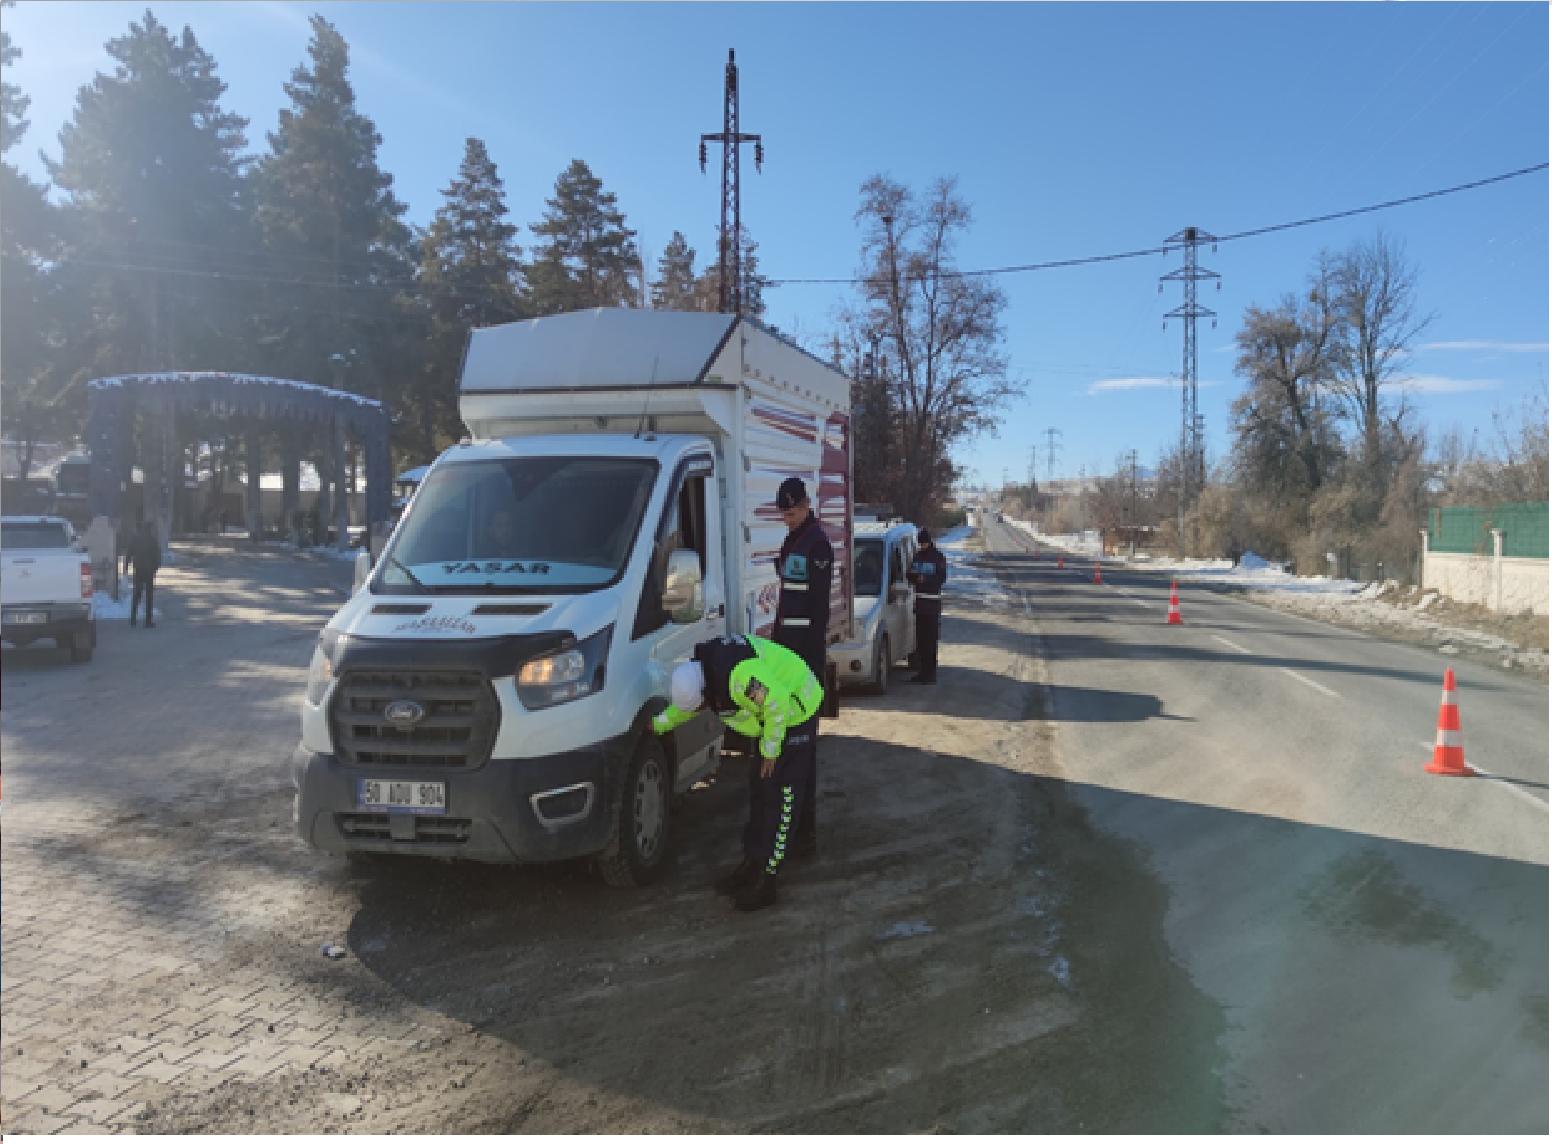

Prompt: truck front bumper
[292,733,634,864]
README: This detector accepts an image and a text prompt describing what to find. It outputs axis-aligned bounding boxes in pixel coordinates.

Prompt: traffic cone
[1092,561,1103,585]
[1167,579,1182,624]
[1424,668,1471,777]
[1057,555,1065,569]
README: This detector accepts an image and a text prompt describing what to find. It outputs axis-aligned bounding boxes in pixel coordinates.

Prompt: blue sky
[7,1,1548,484]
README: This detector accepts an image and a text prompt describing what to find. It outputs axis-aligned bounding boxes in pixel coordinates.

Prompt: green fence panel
[1429,502,1548,559]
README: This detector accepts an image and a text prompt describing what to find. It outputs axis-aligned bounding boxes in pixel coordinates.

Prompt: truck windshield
[375,457,657,594]
[2,522,70,549]
[854,540,884,598]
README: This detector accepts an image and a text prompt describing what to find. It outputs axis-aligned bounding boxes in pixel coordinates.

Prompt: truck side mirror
[353,550,372,594]
[662,548,704,624]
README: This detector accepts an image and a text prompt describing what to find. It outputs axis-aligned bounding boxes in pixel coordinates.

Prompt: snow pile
[939,528,1013,607]
[93,591,159,621]
[1005,519,1102,557]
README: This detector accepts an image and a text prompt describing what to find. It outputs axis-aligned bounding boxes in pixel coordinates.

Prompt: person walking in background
[907,528,948,683]
[124,520,162,628]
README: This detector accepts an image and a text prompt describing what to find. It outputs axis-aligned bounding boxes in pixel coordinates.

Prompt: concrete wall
[1421,530,1549,616]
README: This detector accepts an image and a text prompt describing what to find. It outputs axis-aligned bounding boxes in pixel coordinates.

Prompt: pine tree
[651,231,697,310]
[691,226,769,319]
[44,9,250,379]
[1,7,63,476]
[414,136,524,457]
[527,159,639,314]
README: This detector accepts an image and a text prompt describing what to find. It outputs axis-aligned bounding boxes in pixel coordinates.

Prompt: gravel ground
[2,540,1207,1133]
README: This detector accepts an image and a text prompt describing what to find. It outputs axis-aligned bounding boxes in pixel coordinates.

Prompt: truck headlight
[305,628,346,705]
[516,625,611,710]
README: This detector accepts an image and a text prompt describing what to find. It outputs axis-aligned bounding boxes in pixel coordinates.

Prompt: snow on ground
[93,591,159,622]
[939,527,1013,607]
[1000,517,1545,675]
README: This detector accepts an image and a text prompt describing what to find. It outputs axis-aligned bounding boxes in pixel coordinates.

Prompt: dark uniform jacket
[123,532,162,579]
[908,544,948,612]
[772,511,834,673]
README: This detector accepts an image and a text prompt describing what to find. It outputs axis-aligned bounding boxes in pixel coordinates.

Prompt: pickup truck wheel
[596,735,672,888]
[866,634,890,695]
[68,632,93,663]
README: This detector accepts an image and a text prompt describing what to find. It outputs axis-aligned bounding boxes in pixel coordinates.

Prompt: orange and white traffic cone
[1424,668,1471,777]
[1167,579,1182,625]
[1092,561,1103,585]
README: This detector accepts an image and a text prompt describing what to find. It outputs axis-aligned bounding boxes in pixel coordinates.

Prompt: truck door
[887,539,914,658]
[633,454,724,784]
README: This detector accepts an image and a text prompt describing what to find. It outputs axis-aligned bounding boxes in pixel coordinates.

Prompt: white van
[829,521,918,693]
[293,309,853,885]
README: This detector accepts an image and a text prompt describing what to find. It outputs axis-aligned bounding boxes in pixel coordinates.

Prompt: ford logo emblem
[383,699,426,726]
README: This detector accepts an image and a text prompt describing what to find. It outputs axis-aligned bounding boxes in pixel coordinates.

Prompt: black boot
[713,858,759,896]
[733,870,779,912]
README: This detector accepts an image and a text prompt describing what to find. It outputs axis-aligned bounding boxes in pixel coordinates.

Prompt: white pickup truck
[1,516,96,662]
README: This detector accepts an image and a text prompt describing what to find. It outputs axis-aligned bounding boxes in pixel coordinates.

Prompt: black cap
[776,477,808,510]
[918,528,932,544]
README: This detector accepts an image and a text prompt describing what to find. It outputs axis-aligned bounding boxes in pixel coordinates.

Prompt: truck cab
[293,309,853,886]
[1,516,96,662]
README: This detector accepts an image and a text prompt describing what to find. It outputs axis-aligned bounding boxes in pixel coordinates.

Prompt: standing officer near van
[907,528,947,683]
[772,477,832,855]
[653,635,823,911]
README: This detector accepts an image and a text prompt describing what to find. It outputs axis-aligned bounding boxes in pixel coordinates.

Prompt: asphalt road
[980,517,1548,1133]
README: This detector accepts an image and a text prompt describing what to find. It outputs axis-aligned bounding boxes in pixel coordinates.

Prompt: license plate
[4,611,46,625]
[356,779,446,815]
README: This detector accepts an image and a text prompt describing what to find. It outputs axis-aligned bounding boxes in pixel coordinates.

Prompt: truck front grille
[331,669,498,768]
[337,813,474,843]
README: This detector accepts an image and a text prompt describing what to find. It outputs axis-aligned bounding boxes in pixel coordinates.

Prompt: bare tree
[854,175,1016,524]
[1229,267,1343,500]
[1327,232,1433,462]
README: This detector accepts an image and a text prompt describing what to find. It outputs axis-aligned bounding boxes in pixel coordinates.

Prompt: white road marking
[1417,742,1549,811]
[1212,634,1254,655]
[1280,667,1342,699]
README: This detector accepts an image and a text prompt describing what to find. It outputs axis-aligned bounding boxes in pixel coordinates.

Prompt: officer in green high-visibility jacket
[653,634,823,912]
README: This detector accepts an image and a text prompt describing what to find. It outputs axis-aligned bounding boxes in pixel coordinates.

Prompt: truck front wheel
[596,735,672,887]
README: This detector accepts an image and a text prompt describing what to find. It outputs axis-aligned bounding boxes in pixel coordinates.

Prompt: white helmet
[670,660,706,711]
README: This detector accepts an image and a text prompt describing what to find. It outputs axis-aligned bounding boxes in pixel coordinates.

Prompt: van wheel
[867,635,890,695]
[597,735,672,888]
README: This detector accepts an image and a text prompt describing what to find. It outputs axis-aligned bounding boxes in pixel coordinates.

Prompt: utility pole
[1043,426,1062,481]
[1124,448,1139,559]
[699,49,763,316]
[1161,225,1220,556]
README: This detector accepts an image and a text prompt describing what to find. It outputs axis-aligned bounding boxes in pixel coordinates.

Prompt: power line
[765,161,1549,285]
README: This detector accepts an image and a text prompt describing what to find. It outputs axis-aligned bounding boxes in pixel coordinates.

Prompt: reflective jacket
[773,512,833,659]
[652,635,823,760]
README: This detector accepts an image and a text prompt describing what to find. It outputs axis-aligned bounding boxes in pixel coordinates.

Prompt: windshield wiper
[385,555,429,591]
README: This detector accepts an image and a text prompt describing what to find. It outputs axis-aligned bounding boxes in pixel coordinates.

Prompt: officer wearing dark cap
[772,476,833,855]
[907,528,948,683]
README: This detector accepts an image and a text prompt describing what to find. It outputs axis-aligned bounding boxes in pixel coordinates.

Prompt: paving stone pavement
[0,543,481,1133]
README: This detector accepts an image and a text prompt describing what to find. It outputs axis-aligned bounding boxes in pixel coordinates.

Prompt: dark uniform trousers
[742,715,818,873]
[916,601,941,678]
[774,514,832,845]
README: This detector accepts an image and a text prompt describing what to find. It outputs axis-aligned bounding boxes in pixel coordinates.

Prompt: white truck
[1,515,97,662]
[293,309,853,885]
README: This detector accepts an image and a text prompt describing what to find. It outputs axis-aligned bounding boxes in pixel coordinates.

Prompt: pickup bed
[1,516,96,662]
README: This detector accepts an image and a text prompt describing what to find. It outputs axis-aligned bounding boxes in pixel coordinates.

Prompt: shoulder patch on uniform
[744,678,769,706]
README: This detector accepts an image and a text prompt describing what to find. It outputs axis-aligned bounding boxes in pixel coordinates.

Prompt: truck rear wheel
[596,735,672,888]
[68,630,94,663]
